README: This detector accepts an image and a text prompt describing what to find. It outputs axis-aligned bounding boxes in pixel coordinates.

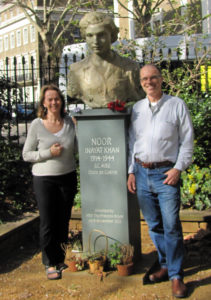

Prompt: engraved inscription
[86,208,124,224]
[84,136,119,175]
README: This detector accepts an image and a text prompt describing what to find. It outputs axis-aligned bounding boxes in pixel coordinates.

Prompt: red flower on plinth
[107,99,126,112]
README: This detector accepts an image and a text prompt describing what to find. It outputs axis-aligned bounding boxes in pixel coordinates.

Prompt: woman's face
[43,90,62,115]
[85,24,111,56]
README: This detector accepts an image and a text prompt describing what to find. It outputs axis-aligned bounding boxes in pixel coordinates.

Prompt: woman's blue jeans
[135,163,184,280]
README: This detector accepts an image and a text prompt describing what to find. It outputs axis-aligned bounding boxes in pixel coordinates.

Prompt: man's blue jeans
[135,163,184,280]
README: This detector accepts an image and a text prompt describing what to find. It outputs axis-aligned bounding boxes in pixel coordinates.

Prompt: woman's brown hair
[37,84,66,119]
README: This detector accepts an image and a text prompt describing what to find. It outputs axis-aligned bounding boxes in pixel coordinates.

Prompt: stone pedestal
[75,109,141,258]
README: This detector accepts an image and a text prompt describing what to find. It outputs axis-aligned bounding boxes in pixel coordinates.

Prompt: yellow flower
[189,184,197,195]
[188,174,194,180]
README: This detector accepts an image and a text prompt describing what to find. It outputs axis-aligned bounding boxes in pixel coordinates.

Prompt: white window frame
[0,60,4,76]
[202,0,211,34]
[10,32,15,49]
[10,56,15,80]
[0,38,3,52]
[150,8,164,36]
[4,35,9,51]
[16,30,21,47]
[30,25,36,42]
[10,8,13,18]
[23,27,28,45]
[24,55,30,79]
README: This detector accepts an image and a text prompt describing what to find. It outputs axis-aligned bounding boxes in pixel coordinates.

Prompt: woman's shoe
[45,266,61,280]
[56,263,68,272]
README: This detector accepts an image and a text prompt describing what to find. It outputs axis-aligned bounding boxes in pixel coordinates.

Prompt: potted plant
[68,255,84,272]
[87,251,106,274]
[108,243,134,276]
[61,242,84,272]
[87,229,108,274]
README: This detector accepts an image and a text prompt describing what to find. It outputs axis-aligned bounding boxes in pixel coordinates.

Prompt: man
[67,12,142,108]
[128,64,194,298]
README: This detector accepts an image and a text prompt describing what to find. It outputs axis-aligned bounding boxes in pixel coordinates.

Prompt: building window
[10,57,15,80]
[0,38,3,52]
[23,27,28,44]
[150,8,163,36]
[24,56,30,80]
[10,33,15,49]
[16,30,21,47]
[0,60,4,76]
[17,57,22,79]
[10,8,13,18]
[4,35,9,51]
[30,25,36,42]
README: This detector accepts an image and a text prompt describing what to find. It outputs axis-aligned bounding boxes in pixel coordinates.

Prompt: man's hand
[127,173,136,194]
[163,168,181,185]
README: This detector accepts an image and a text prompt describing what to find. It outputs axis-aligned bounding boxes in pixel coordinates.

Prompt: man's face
[85,24,111,56]
[140,66,163,99]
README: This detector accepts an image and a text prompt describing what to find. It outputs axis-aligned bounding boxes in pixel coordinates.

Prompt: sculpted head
[79,12,119,44]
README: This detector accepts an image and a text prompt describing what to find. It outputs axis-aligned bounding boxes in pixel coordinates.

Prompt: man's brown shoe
[172,279,188,298]
[149,267,168,283]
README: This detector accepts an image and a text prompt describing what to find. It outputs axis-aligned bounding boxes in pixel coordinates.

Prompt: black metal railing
[0,47,210,143]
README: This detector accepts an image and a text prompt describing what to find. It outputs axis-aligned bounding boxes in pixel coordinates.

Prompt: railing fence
[0,47,210,143]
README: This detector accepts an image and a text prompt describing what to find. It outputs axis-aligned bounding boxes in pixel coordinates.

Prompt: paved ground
[0,227,211,300]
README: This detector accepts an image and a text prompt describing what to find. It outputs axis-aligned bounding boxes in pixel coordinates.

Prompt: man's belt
[135,158,173,169]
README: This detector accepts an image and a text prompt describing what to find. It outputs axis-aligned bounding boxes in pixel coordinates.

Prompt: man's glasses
[140,75,161,82]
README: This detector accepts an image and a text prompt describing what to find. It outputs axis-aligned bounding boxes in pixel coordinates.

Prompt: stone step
[0,209,211,257]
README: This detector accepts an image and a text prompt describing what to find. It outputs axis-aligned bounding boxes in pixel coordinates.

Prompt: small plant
[69,255,84,271]
[181,164,211,210]
[61,242,73,261]
[108,243,134,268]
[87,251,106,263]
[61,242,85,271]
[86,251,107,274]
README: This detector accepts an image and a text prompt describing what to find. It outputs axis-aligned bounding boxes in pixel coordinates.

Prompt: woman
[23,84,77,280]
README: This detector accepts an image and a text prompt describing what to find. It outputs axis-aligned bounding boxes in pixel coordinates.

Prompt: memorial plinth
[74,109,141,258]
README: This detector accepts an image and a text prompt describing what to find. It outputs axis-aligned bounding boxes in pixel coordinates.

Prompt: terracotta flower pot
[68,261,78,272]
[117,263,134,276]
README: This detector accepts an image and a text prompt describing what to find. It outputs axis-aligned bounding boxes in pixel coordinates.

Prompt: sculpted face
[85,24,111,56]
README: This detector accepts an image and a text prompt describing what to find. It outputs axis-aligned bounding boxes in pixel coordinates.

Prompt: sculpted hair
[79,12,119,43]
[37,84,66,119]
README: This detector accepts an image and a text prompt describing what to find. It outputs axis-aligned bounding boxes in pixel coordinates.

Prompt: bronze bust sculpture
[67,12,142,108]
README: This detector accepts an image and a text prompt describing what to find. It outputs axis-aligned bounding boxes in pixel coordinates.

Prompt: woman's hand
[50,143,63,157]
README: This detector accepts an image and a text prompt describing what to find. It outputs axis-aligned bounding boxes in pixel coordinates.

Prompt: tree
[115,0,166,37]
[1,1,112,66]
[114,0,210,37]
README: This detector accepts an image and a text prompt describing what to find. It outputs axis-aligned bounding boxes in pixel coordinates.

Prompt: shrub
[180,91,211,167]
[181,164,211,210]
[0,140,36,222]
